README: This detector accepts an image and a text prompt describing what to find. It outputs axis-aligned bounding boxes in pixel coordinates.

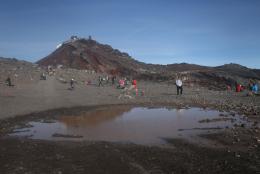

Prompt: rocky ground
[0,68,260,174]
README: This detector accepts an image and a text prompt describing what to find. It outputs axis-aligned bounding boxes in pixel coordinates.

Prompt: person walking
[70,78,75,89]
[98,76,103,87]
[5,77,12,86]
[112,76,116,85]
[176,77,183,95]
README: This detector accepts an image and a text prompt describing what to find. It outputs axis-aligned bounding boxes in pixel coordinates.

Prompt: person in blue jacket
[252,83,258,94]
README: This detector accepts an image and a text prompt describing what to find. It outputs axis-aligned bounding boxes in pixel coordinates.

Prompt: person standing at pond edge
[176,77,183,95]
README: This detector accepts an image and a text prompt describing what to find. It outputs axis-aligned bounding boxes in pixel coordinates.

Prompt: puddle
[9,106,249,144]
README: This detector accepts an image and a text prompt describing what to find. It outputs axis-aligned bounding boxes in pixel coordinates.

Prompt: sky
[0,0,260,68]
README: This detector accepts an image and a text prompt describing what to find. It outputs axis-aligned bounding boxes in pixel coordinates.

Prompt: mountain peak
[37,36,142,75]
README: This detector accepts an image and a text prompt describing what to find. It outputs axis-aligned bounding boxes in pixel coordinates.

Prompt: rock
[235,153,241,158]
[235,138,241,142]
[230,112,236,116]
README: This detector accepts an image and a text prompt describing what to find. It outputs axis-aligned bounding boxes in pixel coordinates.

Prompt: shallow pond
[9,106,248,144]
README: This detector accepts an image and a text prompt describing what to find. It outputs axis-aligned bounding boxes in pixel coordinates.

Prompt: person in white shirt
[176,77,183,95]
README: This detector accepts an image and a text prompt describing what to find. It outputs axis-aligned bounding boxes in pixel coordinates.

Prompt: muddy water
[9,106,248,144]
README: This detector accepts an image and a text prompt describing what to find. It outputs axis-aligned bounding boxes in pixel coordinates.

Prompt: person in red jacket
[132,79,138,96]
[236,83,242,92]
[126,79,138,95]
[132,79,137,88]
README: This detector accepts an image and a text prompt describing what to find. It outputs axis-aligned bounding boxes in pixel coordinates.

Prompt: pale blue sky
[0,0,260,68]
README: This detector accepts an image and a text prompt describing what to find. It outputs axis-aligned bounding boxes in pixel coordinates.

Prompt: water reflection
[59,106,132,127]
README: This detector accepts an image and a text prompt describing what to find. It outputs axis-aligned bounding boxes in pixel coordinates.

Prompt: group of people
[98,76,131,89]
[3,70,259,99]
[115,77,139,96]
[68,75,139,96]
[69,74,183,96]
[118,78,141,99]
[234,81,259,94]
[176,77,259,96]
[40,70,259,97]
[98,75,140,96]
